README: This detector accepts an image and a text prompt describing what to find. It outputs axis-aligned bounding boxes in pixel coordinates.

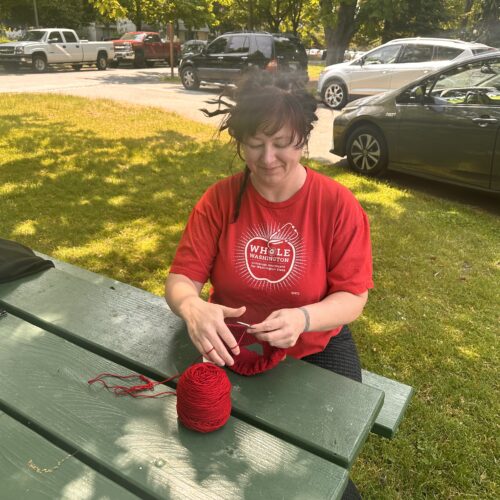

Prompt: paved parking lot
[0,65,338,164]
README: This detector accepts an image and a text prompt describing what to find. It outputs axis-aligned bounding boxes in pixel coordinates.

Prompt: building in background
[82,19,209,43]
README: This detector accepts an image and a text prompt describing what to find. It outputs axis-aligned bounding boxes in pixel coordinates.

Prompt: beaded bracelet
[298,306,310,333]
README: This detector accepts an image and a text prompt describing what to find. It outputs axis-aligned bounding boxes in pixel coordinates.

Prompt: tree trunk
[133,0,143,31]
[248,0,255,30]
[321,0,358,65]
[461,0,474,30]
[290,0,304,36]
[382,18,392,43]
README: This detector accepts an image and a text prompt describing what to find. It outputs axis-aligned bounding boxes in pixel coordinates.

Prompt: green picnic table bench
[0,257,413,498]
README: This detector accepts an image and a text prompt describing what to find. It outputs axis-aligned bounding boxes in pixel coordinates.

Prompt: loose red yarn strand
[88,372,178,398]
[87,328,251,430]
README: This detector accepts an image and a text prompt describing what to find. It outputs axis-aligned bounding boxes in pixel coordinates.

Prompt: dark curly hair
[201,69,318,221]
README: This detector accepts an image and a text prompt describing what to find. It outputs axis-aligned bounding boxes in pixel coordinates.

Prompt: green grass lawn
[1,94,498,498]
[308,61,326,81]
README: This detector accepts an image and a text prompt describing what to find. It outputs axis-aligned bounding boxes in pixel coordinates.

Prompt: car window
[429,59,500,105]
[207,36,228,55]
[120,33,143,41]
[226,35,249,54]
[48,31,63,43]
[363,44,401,65]
[62,31,78,43]
[151,35,161,43]
[254,36,273,58]
[473,47,497,55]
[433,46,463,61]
[274,37,301,58]
[398,44,433,63]
[20,31,45,42]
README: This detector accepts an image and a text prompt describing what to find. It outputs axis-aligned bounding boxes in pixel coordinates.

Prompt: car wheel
[32,54,47,73]
[96,52,108,71]
[145,60,155,68]
[181,66,200,90]
[133,51,145,68]
[346,125,388,176]
[322,79,348,110]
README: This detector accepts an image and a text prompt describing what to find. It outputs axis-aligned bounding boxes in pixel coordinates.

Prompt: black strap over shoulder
[0,239,54,284]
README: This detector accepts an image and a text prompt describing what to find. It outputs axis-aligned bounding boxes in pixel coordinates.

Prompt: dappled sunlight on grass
[12,219,37,236]
[0,94,233,290]
[1,94,498,498]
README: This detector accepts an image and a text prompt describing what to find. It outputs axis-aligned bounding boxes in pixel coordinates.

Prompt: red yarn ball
[176,363,232,433]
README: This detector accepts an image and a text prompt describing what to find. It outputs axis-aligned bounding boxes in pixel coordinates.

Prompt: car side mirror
[409,85,426,104]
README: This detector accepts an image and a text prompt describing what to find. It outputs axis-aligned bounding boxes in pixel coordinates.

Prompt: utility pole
[33,0,39,27]
[168,22,174,78]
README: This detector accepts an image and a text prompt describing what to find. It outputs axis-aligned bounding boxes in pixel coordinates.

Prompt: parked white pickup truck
[0,28,114,72]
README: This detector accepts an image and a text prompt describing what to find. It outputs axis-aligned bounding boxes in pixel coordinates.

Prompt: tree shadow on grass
[0,108,235,289]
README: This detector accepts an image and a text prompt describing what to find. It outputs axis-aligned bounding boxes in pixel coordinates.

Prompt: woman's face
[242,124,303,190]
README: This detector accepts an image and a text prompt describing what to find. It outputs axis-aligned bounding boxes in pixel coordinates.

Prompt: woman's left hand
[248,308,307,348]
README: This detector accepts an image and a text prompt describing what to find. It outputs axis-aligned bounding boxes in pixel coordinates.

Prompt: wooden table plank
[0,315,347,500]
[0,269,384,468]
[35,252,167,309]
[361,370,414,438]
[0,411,138,500]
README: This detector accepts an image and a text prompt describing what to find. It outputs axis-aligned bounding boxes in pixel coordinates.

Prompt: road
[0,65,338,164]
[1,65,498,213]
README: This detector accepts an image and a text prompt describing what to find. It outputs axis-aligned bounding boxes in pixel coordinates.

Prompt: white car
[0,28,114,72]
[318,37,495,109]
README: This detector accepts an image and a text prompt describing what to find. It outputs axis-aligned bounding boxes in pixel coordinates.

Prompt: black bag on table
[0,238,54,284]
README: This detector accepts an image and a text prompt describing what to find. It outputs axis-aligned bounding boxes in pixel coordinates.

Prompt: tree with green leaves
[0,0,98,30]
[355,0,451,46]
[88,0,214,31]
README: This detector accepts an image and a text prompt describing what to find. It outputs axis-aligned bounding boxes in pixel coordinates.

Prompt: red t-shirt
[170,167,373,358]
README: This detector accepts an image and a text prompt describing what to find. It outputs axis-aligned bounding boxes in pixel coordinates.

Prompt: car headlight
[14,46,24,54]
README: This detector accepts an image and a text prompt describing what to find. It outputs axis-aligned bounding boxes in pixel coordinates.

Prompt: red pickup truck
[110,31,181,68]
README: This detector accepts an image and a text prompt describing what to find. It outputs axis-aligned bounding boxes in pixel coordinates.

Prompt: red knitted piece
[226,323,286,376]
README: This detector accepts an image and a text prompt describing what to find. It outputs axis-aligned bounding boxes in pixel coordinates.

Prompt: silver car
[318,37,494,110]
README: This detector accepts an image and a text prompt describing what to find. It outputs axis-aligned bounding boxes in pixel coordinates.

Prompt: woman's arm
[248,290,368,348]
[165,273,246,366]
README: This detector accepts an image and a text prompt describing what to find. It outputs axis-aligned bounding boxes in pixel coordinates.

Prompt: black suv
[179,32,308,90]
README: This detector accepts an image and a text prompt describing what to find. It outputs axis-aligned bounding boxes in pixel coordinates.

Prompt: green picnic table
[0,256,413,499]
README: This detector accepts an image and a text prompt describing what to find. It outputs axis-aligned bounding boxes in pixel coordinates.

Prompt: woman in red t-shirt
[165,71,373,382]
[167,71,372,499]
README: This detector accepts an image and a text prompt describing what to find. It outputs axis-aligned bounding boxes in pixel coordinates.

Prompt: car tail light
[265,59,278,72]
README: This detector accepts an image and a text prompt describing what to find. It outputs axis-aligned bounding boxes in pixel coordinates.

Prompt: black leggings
[302,325,363,500]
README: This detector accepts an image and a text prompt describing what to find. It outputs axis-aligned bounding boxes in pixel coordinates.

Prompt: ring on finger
[204,347,215,355]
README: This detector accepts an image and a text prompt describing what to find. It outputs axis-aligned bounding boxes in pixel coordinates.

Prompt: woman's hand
[248,308,307,349]
[180,296,246,366]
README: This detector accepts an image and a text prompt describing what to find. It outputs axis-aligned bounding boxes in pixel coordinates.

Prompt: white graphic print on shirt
[235,222,305,289]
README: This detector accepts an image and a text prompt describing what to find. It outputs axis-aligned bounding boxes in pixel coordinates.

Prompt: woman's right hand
[180,296,246,366]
